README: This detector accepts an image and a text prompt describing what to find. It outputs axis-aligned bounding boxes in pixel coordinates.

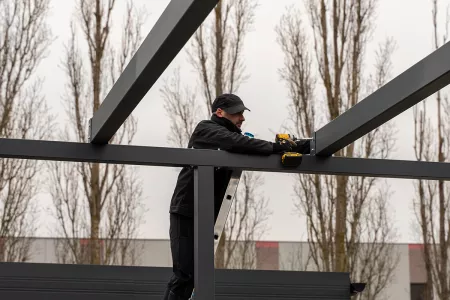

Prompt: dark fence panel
[0,263,350,299]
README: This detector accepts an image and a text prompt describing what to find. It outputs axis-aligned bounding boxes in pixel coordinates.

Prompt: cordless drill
[275,134,312,167]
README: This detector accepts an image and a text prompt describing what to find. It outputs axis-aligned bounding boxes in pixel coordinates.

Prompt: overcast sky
[34,0,448,244]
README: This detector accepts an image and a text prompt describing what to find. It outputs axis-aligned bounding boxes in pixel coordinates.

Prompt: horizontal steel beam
[89,0,219,144]
[0,138,449,180]
[314,40,450,156]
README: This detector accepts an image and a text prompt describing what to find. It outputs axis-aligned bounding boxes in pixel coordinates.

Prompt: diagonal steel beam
[1,138,450,180]
[314,40,450,156]
[88,0,219,144]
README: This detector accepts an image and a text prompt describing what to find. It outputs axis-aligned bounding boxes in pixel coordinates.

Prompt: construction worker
[163,93,310,300]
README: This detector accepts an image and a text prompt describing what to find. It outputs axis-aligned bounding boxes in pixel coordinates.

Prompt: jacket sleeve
[192,122,275,155]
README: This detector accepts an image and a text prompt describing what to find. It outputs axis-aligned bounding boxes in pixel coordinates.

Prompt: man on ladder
[163,93,311,300]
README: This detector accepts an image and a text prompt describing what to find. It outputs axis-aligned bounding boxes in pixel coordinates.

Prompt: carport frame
[2,0,450,299]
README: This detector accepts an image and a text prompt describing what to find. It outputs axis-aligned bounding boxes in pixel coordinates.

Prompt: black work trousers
[164,213,195,299]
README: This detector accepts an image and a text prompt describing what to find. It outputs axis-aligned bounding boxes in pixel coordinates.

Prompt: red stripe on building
[256,241,279,248]
[408,243,424,249]
[256,241,279,270]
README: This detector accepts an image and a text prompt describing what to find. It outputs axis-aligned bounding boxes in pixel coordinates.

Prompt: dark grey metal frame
[2,0,450,299]
[313,41,450,156]
[0,261,351,299]
[88,0,220,144]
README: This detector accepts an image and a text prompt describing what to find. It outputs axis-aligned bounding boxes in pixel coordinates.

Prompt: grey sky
[35,0,446,243]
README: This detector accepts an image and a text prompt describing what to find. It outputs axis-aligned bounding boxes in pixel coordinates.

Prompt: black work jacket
[169,114,275,219]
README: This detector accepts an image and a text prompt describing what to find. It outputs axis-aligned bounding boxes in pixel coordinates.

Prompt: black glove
[273,139,294,153]
[292,139,311,154]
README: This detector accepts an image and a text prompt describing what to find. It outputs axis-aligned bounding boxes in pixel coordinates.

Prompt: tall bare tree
[413,1,450,299]
[276,1,399,298]
[161,0,271,269]
[0,0,53,262]
[47,0,147,265]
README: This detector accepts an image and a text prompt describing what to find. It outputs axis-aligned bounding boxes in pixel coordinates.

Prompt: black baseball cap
[211,93,250,114]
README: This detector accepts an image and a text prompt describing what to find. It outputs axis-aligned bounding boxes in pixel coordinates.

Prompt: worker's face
[216,108,245,128]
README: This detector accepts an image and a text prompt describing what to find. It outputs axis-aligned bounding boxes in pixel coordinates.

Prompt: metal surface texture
[88,0,219,144]
[314,40,450,156]
[1,138,450,180]
[194,166,215,299]
[0,262,350,299]
[213,170,242,253]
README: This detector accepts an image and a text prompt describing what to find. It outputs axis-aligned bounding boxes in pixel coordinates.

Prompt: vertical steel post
[194,166,215,299]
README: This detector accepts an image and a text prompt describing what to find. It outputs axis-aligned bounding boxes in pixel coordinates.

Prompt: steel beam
[0,138,450,180]
[88,0,219,144]
[314,40,450,156]
[0,261,350,299]
[194,166,215,299]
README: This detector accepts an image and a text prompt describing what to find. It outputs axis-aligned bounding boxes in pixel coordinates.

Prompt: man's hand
[285,138,297,147]
[292,139,311,154]
[273,139,294,153]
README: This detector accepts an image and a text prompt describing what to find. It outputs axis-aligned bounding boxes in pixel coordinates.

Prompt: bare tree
[0,0,53,262]
[47,0,147,265]
[161,66,200,148]
[413,1,450,299]
[161,0,271,269]
[276,1,400,298]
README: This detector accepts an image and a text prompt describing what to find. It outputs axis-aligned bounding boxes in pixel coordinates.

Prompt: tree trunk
[335,174,348,271]
[214,1,224,98]
[436,74,448,300]
[90,163,101,264]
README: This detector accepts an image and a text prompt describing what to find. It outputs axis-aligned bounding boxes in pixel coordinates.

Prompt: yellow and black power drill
[275,134,312,167]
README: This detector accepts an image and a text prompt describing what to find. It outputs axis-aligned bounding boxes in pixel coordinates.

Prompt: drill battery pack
[281,152,303,167]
